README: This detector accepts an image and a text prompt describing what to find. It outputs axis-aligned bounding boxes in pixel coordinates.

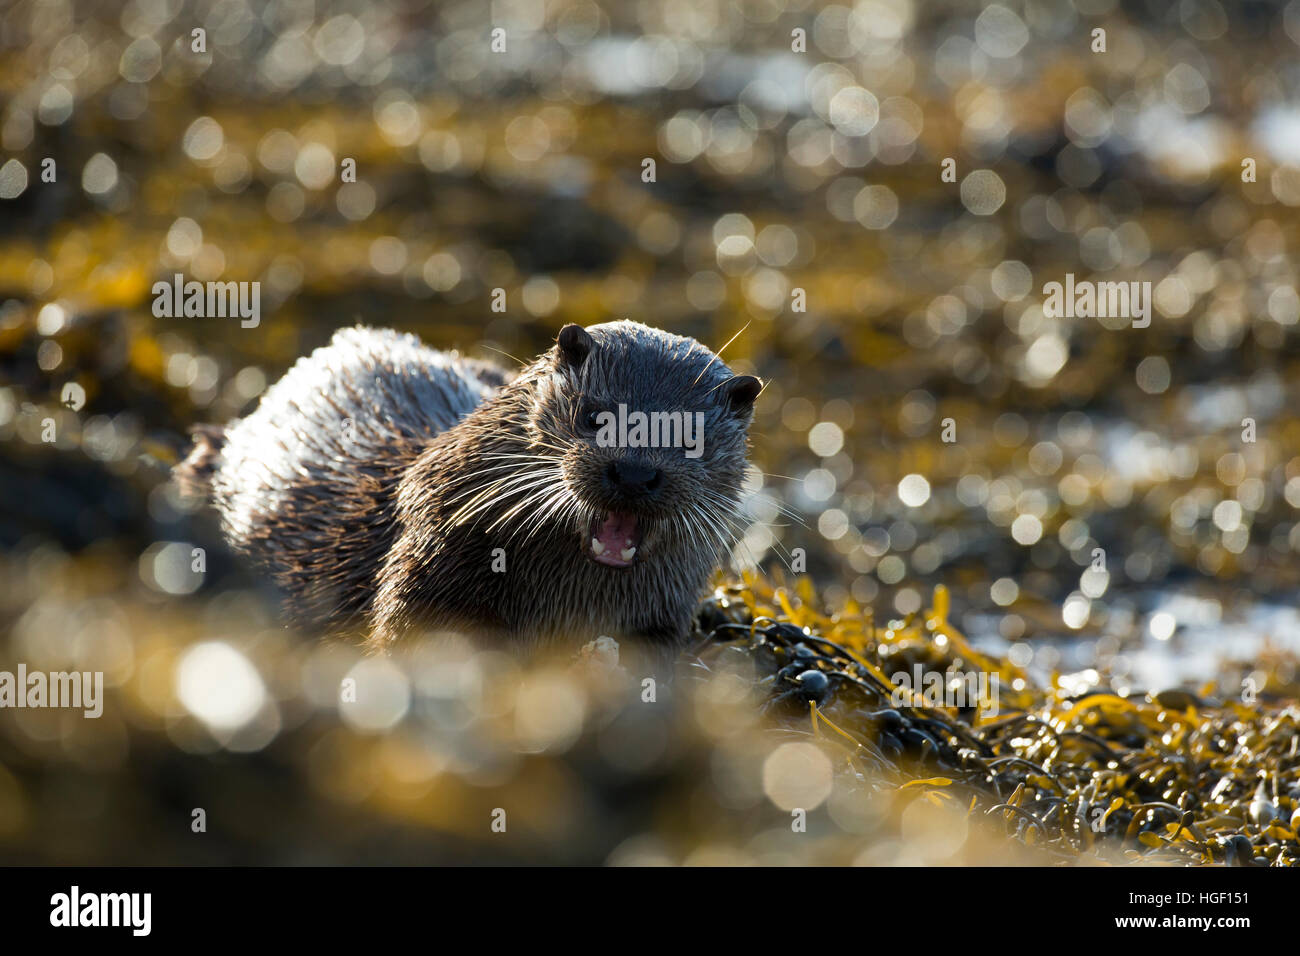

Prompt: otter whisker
[514,486,584,546]
[444,469,548,515]
[552,494,590,542]
[686,504,728,556]
[754,496,807,528]
[439,462,537,501]
[736,487,805,527]
[675,502,719,564]
[476,452,565,463]
[694,486,800,567]
[693,501,742,558]
[449,471,563,528]
[477,343,529,368]
[489,481,569,534]
[694,489,747,530]
[513,487,579,545]
[702,512,761,574]
[466,468,562,510]
[692,320,750,387]
[687,493,788,574]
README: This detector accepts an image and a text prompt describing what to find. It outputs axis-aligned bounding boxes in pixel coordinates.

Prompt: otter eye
[580,405,603,432]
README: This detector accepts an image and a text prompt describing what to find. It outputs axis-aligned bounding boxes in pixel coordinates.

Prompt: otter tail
[174,424,227,498]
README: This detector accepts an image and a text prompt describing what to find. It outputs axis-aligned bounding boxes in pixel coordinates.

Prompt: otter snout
[580,457,662,569]
[606,460,663,496]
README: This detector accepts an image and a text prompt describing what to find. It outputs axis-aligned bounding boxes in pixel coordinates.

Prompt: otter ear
[722,375,762,416]
[556,324,594,367]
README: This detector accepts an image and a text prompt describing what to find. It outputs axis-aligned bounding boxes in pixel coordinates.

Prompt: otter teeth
[591,537,605,555]
[619,546,636,561]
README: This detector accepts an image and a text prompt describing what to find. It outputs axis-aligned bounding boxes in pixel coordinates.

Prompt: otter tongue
[596,513,638,554]
[598,512,639,548]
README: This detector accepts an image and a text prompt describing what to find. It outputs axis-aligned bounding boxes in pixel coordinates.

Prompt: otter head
[524,320,760,571]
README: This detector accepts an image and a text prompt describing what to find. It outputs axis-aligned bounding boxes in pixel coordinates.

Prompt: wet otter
[176,321,762,651]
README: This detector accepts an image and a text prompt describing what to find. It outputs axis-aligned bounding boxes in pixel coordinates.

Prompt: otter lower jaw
[586,511,643,569]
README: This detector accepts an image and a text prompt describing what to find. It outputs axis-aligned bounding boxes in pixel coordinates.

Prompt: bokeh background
[2,0,1300,864]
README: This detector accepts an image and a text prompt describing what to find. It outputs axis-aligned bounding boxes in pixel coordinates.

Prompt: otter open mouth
[585,512,642,568]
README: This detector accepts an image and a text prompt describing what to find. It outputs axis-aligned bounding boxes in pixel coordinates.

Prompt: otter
[175,321,762,652]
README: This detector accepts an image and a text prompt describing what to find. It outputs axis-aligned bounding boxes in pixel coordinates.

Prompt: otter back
[185,326,507,629]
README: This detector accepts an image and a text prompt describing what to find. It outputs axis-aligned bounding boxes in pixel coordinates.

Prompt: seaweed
[686,577,1300,866]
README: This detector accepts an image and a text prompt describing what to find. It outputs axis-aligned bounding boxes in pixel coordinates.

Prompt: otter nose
[608,460,663,495]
